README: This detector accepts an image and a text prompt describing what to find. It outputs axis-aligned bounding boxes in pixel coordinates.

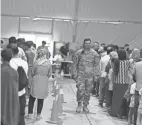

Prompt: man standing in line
[92,41,100,96]
[73,38,100,113]
[37,41,49,59]
[99,46,113,107]
[7,36,27,61]
[37,41,49,52]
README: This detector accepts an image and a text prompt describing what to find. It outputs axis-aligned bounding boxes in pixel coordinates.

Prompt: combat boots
[83,105,89,113]
[76,102,82,113]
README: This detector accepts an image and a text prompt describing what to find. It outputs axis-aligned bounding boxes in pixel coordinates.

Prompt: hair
[82,38,91,49]
[113,45,119,51]
[103,45,107,51]
[133,74,136,82]
[1,49,13,62]
[94,41,99,44]
[118,49,127,60]
[107,46,113,55]
[83,38,91,44]
[42,41,46,45]
[33,44,36,49]
[9,36,17,44]
[1,40,4,44]
[112,58,120,76]
[26,41,33,48]
[140,49,142,58]
[124,44,129,47]
[8,44,19,56]
[101,43,105,46]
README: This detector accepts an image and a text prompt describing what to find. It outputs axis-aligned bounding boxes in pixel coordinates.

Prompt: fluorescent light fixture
[33,17,53,21]
[63,19,71,22]
[107,22,124,24]
[81,20,89,22]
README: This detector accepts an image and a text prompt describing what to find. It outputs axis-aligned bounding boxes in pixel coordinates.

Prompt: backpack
[17,66,28,91]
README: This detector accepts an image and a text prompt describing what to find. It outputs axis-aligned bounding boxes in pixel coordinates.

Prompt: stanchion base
[58,113,66,116]
[62,101,67,103]
[46,120,57,124]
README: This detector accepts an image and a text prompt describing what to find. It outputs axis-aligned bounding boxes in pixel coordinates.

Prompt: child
[137,88,142,125]
[128,74,137,125]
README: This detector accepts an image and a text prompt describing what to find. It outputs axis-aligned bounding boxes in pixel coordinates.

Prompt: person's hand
[139,88,142,95]
[94,75,99,82]
[72,74,77,81]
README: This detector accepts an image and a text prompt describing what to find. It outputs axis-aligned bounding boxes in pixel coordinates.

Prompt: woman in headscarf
[1,49,19,125]
[105,51,118,111]
[111,49,132,118]
[26,49,52,120]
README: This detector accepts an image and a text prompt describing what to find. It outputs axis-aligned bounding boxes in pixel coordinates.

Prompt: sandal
[25,114,33,119]
[36,115,42,121]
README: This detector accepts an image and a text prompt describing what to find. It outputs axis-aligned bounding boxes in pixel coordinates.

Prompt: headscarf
[35,49,50,65]
[131,48,140,61]
[110,51,118,59]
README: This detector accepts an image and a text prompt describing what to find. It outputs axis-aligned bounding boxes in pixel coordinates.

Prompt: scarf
[36,55,51,66]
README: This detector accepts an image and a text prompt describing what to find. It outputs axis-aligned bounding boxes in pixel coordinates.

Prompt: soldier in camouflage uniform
[73,38,100,113]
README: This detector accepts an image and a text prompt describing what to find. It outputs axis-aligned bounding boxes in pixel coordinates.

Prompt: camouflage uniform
[73,48,100,105]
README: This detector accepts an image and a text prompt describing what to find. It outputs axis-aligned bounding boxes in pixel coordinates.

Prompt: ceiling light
[33,17,53,21]
[106,22,124,24]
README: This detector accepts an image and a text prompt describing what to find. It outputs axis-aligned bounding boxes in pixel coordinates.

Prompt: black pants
[60,62,69,74]
[107,90,113,107]
[119,97,130,118]
[19,94,26,125]
[28,95,44,114]
[92,78,100,95]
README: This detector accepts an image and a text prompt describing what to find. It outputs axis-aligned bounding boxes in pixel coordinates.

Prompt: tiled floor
[25,79,127,125]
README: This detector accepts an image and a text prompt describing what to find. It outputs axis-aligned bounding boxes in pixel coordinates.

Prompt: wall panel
[20,18,52,34]
[53,21,73,42]
[1,16,19,38]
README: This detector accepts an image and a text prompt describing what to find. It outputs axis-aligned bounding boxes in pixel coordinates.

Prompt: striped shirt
[113,60,131,84]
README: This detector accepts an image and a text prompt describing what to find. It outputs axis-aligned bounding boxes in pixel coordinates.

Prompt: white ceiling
[1,0,142,21]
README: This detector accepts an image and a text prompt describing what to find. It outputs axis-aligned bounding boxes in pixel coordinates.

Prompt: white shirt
[10,58,28,76]
[100,54,110,77]
[139,88,142,95]
[10,58,28,96]
[130,83,136,94]
[18,47,27,61]
[53,54,63,61]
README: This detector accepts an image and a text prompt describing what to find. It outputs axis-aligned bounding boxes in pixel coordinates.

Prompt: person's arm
[32,63,37,77]
[48,65,52,78]
[94,53,100,81]
[133,65,136,83]
[72,51,79,79]
[25,61,29,77]
[20,48,27,61]
[105,61,111,74]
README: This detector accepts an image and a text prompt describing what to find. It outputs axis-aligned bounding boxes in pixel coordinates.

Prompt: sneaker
[99,102,103,108]
[25,114,33,119]
[83,105,89,113]
[36,114,42,121]
[76,102,82,113]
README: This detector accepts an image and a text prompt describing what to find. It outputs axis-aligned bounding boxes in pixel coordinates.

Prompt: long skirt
[111,83,128,117]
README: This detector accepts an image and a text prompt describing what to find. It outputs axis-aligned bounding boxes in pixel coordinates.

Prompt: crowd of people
[1,36,52,125]
[1,36,142,125]
[72,39,142,125]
